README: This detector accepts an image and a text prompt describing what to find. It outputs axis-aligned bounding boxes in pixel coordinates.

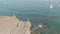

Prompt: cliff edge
[0,16,31,34]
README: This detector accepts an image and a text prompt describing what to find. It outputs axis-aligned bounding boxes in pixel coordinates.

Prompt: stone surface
[0,16,31,34]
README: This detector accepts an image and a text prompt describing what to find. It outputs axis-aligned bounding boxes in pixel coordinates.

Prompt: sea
[0,0,60,34]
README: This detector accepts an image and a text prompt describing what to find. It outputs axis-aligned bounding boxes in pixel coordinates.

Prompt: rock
[0,16,31,34]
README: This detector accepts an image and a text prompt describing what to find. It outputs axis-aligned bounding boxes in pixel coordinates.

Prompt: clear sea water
[0,0,60,34]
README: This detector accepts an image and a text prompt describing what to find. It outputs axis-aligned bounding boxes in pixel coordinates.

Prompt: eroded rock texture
[0,16,31,34]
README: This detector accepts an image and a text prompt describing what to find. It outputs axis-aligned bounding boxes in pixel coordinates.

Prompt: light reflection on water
[15,14,60,34]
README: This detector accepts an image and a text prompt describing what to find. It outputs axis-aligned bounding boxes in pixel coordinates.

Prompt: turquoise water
[0,0,60,34]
